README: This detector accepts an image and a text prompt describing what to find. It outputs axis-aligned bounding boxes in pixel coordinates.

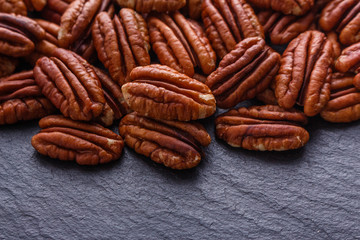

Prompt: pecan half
[319,0,360,45]
[335,42,360,74]
[122,65,216,121]
[216,105,309,151]
[247,0,314,16]
[33,48,106,121]
[40,0,70,24]
[0,0,27,15]
[275,31,333,117]
[0,70,55,124]
[115,0,186,13]
[0,55,17,78]
[0,13,45,57]
[32,115,124,165]
[206,37,280,109]
[201,0,264,58]
[148,11,216,77]
[119,112,211,169]
[321,73,360,123]
[326,31,341,61]
[92,10,150,86]
[182,0,202,20]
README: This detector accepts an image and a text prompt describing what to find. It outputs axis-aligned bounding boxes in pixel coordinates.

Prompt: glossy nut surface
[335,42,360,73]
[247,0,314,16]
[115,0,186,13]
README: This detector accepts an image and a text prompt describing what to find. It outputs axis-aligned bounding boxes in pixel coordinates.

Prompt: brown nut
[115,0,186,13]
[0,71,56,124]
[182,0,202,20]
[326,31,341,61]
[92,10,150,86]
[319,0,360,46]
[40,0,70,24]
[275,31,333,117]
[256,77,277,105]
[33,48,107,121]
[354,73,360,90]
[216,105,309,151]
[321,73,360,123]
[335,42,360,74]
[201,0,264,59]
[0,55,18,78]
[0,13,45,57]
[119,112,211,169]
[206,37,280,109]
[148,11,216,77]
[23,0,47,11]
[247,0,314,16]
[31,115,124,165]
[122,64,216,121]
[0,0,27,16]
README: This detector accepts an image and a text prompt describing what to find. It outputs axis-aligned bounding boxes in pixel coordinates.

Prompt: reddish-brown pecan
[0,13,45,57]
[35,19,60,46]
[321,73,360,123]
[115,0,186,13]
[335,42,360,74]
[354,73,360,90]
[247,0,314,16]
[0,0,27,15]
[319,0,360,45]
[92,10,150,86]
[40,0,70,24]
[216,105,309,151]
[275,31,333,117]
[23,0,47,11]
[33,48,107,121]
[206,37,280,109]
[201,0,264,59]
[119,112,211,169]
[182,0,202,20]
[32,115,124,165]
[0,71,55,124]
[326,31,341,61]
[0,55,17,78]
[257,9,316,45]
[148,11,216,77]
[122,64,216,121]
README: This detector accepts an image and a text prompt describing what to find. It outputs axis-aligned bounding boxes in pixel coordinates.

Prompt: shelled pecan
[0,13,45,57]
[0,0,27,15]
[121,65,216,121]
[182,0,202,20]
[0,71,55,124]
[115,0,186,13]
[275,31,333,117]
[321,73,360,123]
[40,0,70,24]
[216,105,309,151]
[92,9,150,86]
[148,11,216,77]
[319,0,360,45]
[119,112,211,169]
[206,37,280,109]
[247,0,314,16]
[32,115,124,165]
[335,42,360,74]
[327,31,341,60]
[33,48,107,122]
[23,0,47,11]
[0,55,18,78]
[201,0,264,58]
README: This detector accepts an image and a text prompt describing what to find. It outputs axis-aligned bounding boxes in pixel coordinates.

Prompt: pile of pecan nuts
[0,0,359,169]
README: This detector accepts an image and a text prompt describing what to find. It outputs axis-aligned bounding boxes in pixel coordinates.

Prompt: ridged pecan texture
[0,0,27,15]
[92,9,150,86]
[0,71,55,124]
[201,0,264,58]
[32,115,124,165]
[319,0,360,45]
[148,11,216,77]
[216,105,309,151]
[0,13,45,57]
[206,37,280,109]
[121,65,216,121]
[321,73,360,123]
[335,42,360,74]
[33,48,107,121]
[119,112,211,169]
[115,0,186,13]
[275,31,333,117]
[247,0,314,16]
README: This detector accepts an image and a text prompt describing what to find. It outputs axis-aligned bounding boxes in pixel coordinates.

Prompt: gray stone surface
[0,113,359,240]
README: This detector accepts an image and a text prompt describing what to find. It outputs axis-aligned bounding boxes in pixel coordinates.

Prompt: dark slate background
[0,110,359,240]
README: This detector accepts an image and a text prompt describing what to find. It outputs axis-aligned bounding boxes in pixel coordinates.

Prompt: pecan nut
[92,10,150,86]
[40,0,70,24]
[148,11,216,77]
[319,0,360,45]
[335,42,360,74]
[31,115,124,165]
[0,0,27,15]
[275,31,333,117]
[206,37,280,109]
[33,48,107,121]
[247,0,314,16]
[0,55,18,78]
[115,0,186,13]
[201,0,264,58]
[0,71,55,124]
[321,73,360,123]
[23,0,47,11]
[182,0,202,20]
[0,13,45,57]
[216,105,309,151]
[121,65,216,121]
[119,112,211,169]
